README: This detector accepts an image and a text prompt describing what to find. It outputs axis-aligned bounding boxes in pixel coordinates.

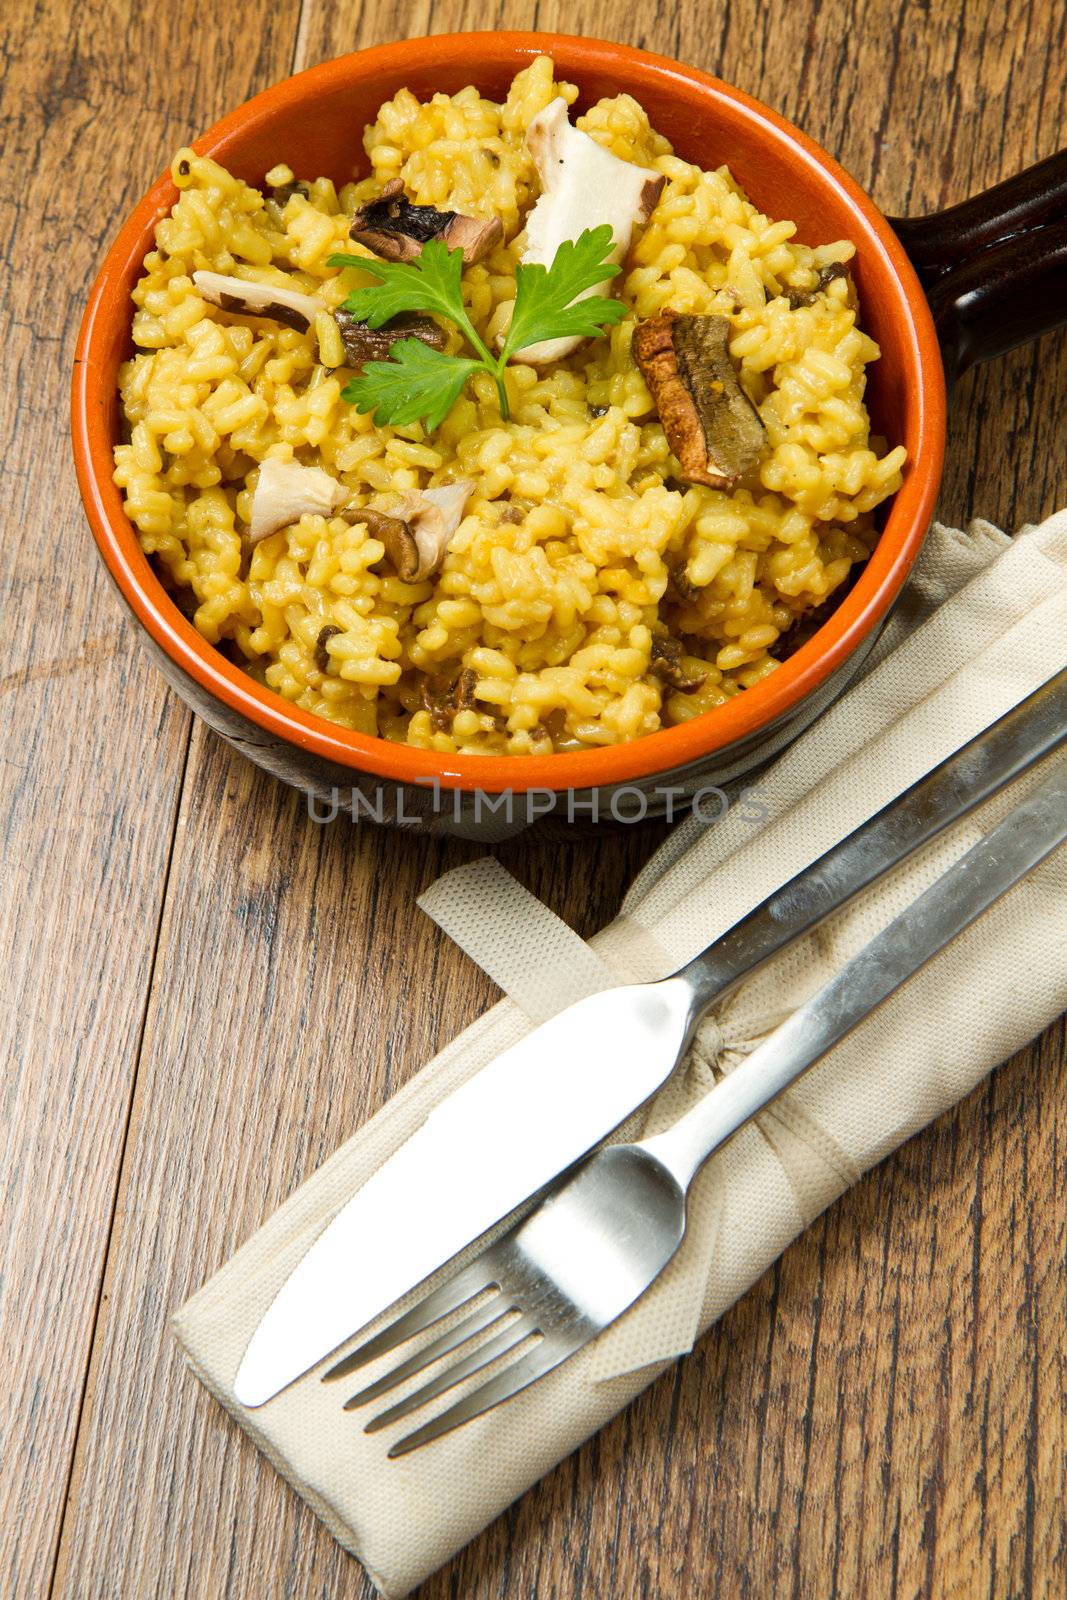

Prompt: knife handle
[645,755,1067,1190]
[677,667,1067,1021]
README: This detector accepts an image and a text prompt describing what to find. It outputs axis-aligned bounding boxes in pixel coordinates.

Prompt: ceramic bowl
[73,33,1067,834]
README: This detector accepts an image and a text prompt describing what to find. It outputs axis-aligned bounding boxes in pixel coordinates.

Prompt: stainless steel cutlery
[235,668,1067,1413]
[329,753,1067,1454]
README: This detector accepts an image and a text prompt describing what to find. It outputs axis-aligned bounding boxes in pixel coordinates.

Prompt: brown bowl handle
[889,150,1067,383]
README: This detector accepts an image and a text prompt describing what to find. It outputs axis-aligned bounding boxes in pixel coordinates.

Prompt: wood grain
[0,0,303,1590]
[1,1,1063,1596]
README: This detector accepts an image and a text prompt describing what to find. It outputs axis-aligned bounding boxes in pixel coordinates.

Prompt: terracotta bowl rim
[71,29,946,794]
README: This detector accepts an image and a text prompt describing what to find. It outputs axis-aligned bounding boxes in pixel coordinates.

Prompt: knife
[235,668,1067,1407]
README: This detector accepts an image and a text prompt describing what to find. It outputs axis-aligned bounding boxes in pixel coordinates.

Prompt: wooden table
[4,1,1065,1594]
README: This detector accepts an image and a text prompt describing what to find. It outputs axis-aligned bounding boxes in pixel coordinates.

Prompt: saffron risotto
[113,56,906,755]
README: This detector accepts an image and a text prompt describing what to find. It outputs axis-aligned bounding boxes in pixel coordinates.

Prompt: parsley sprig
[326,225,627,430]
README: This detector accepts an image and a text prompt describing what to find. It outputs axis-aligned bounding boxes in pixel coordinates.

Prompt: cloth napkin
[174,510,1067,1598]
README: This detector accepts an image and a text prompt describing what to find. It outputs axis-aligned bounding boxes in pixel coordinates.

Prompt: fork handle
[676,668,1067,1018]
[641,756,1067,1191]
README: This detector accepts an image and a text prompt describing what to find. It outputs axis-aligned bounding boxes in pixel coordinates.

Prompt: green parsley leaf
[501,225,627,359]
[328,239,470,332]
[340,339,481,432]
[330,227,630,431]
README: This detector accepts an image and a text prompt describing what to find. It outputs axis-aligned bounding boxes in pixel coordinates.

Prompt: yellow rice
[113,56,906,755]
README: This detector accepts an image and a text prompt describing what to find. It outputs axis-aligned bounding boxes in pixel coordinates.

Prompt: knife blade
[235,667,1067,1407]
[234,977,694,1407]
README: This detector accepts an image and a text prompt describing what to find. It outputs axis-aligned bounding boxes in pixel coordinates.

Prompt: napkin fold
[174,511,1067,1599]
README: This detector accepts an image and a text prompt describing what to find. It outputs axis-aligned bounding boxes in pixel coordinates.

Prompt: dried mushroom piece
[314,624,343,674]
[358,507,418,568]
[784,261,858,310]
[632,311,766,488]
[192,269,322,333]
[422,667,478,733]
[349,179,502,264]
[516,97,665,364]
[194,268,450,364]
[332,308,447,367]
[649,634,707,693]
[270,179,310,206]
[248,458,347,544]
[665,560,700,604]
[364,481,475,582]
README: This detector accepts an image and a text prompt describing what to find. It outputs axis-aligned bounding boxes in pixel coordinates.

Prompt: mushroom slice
[358,507,419,570]
[514,98,665,365]
[784,261,858,311]
[314,623,343,674]
[365,481,475,582]
[422,666,478,733]
[665,558,700,605]
[193,269,322,333]
[349,180,502,264]
[248,458,347,544]
[649,633,707,693]
[193,270,450,366]
[269,179,310,206]
[333,309,447,367]
[632,311,766,488]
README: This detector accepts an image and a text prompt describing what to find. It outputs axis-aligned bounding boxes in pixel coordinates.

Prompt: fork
[325,755,1067,1456]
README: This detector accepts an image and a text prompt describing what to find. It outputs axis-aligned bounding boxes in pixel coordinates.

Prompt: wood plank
[0,1,305,1596]
[49,722,663,1600]
[46,1,1067,1597]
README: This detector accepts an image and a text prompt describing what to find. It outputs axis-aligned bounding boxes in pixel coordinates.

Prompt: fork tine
[342,1295,510,1407]
[363,1315,537,1433]
[386,1334,583,1458]
[323,1257,499,1382]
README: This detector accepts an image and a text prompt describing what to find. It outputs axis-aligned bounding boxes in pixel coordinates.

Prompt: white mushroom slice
[370,481,475,582]
[248,458,347,544]
[193,269,322,333]
[515,98,665,365]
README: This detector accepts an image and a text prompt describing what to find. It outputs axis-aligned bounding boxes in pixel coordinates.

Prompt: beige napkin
[174,510,1067,1598]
